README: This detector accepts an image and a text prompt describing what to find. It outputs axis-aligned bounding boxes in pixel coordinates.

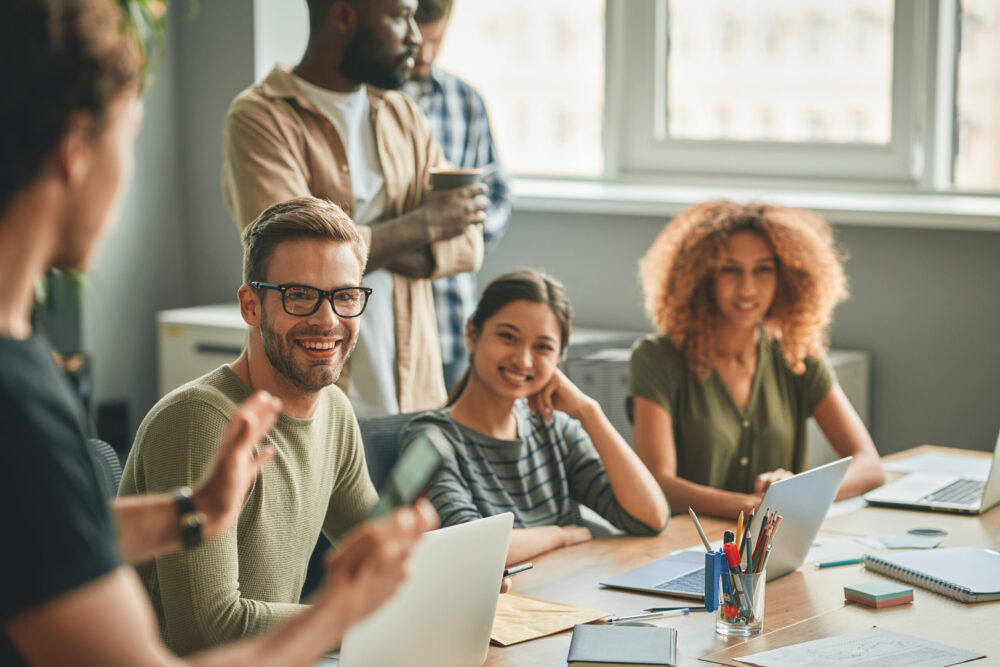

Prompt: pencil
[736,511,744,547]
[688,506,713,552]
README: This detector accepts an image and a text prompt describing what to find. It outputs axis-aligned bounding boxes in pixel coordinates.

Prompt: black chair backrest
[358,411,422,489]
[87,438,123,499]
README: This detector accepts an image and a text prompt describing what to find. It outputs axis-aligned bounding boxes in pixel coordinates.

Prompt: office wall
[83,0,1000,454]
[480,211,1000,455]
[83,12,187,439]
[174,0,256,306]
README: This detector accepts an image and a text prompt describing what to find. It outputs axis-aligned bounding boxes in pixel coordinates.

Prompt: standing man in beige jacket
[222,0,488,416]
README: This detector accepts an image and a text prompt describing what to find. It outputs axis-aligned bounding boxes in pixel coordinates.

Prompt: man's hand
[386,248,434,278]
[192,391,282,540]
[423,184,488,242]
[315,499,439,628]
[754,468,793,496]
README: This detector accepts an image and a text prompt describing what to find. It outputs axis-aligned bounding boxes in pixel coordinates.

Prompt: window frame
[604,0,954,190]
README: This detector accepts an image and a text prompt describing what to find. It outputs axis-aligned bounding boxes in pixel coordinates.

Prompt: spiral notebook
[863,547,1000,603]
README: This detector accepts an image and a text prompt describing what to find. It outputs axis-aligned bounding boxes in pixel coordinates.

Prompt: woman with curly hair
[629,201,884,518]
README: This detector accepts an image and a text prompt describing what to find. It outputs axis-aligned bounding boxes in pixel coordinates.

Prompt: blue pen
[815,556,865,569]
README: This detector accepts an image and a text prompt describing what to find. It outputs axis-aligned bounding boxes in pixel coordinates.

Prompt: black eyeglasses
[249,282,373,318]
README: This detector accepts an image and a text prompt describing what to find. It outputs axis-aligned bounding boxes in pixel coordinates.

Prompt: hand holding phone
[368,430,447,519]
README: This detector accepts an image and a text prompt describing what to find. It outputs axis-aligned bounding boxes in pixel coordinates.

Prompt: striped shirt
[400,401,657,535]
[404,67,512,365]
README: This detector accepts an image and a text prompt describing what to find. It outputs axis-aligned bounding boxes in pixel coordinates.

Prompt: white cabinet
[158,304,246,397]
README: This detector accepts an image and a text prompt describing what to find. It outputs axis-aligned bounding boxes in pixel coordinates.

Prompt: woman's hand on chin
[528,368,595,422]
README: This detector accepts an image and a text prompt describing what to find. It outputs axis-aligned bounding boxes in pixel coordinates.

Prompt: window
[954,0,1000,189]
[435,0,999,192]
[436,0,604,178]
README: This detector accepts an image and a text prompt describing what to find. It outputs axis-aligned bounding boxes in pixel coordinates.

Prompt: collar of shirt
[260,64,389,118]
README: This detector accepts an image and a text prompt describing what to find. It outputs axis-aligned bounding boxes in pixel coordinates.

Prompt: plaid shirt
[405,67,512,365]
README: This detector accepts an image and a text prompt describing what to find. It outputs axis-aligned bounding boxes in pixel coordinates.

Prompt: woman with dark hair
[400,269,669,565]
[630,200,884,519]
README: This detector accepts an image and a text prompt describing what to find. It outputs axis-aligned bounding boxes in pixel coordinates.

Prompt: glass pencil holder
[716,570,765,637]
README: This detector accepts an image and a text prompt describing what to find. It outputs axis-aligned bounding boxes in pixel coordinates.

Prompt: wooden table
[483,446,1000,666]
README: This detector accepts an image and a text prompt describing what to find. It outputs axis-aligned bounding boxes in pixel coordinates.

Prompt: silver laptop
[864,430,1000,515]
[599,457,852,598]
[335,513,513,667]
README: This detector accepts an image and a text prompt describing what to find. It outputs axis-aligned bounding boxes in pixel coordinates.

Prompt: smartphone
[368,430,447,519]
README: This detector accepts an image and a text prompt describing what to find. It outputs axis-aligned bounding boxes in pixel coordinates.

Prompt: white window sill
[510,179,1000,232]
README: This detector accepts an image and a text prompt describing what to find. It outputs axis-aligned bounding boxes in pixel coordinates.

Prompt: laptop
[336,513,513,667]
[599,457,852,599]
[864,429,1000,515]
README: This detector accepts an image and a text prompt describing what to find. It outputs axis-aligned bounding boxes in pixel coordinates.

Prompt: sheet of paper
[883,453,990,479]
[735,626,985,666]
[804,535,865,563]
[490,593,608,647]
[878,534,945,549]
[826,496,867,518]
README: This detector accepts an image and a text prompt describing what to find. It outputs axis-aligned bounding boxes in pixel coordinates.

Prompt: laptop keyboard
[653,568,704,594]
[920,478,984,506]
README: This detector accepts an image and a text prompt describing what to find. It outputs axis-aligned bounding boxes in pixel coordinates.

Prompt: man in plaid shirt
[404,0,513,390]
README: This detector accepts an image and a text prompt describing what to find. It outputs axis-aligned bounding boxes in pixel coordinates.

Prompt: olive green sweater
[119,366,377,654]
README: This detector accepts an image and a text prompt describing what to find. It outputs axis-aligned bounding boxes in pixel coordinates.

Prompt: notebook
[567,624,676,667]
[599,457,851,598]
[863,428,1000,514]
[863,546,1000,603]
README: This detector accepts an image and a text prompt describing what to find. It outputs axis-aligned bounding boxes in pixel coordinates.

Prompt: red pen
[723,541,749,612]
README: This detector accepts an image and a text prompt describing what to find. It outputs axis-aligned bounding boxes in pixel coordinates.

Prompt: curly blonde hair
[640,201,848,379]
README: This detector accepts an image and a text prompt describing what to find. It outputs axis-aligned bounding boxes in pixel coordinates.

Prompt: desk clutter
[489,593,607,646]
[567,623,677,667]
[733,626,985,667]
[843,581,914,608]
[696,506,783,637]
[863,546,1000,603]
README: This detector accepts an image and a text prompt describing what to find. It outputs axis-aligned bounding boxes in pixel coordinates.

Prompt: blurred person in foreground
[0,1,434,665]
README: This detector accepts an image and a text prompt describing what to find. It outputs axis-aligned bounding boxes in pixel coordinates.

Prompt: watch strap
[171,487,204,549]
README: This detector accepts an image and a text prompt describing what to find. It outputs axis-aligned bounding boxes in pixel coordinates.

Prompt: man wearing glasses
[120,198,381,654]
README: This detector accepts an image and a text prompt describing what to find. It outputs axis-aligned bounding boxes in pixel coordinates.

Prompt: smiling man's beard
[259,308,356,393]
[341,22,415,90]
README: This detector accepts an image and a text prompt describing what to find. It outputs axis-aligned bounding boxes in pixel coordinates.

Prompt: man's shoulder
[319,382,357,419]
[432,67,483,99]
[226,82,286,124]
[136,367,245,440]
[226,66,307,126]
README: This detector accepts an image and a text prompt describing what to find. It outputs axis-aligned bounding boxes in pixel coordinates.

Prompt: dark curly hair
[0,0,142,215]
[640,200,848,379]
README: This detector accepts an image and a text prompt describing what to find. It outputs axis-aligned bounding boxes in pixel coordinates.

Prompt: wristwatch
[171,487,205,548]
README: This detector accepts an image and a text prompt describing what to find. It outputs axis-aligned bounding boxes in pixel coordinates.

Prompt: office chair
[300,411,422,598]
[87,438,123,500]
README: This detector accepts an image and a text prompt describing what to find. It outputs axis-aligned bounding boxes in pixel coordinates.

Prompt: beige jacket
[222,65,483,412]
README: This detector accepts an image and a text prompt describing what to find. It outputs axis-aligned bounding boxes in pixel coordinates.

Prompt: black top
[0,334,120,665]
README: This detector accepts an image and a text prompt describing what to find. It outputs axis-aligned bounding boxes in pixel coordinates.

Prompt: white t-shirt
[293,74,399,417]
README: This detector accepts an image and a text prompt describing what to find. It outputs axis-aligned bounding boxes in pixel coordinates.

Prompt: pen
[815,557,864,569]
[606,608,690,623]
[502,562,533,577]
[643,606,706,612]
[688,507,713,552]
